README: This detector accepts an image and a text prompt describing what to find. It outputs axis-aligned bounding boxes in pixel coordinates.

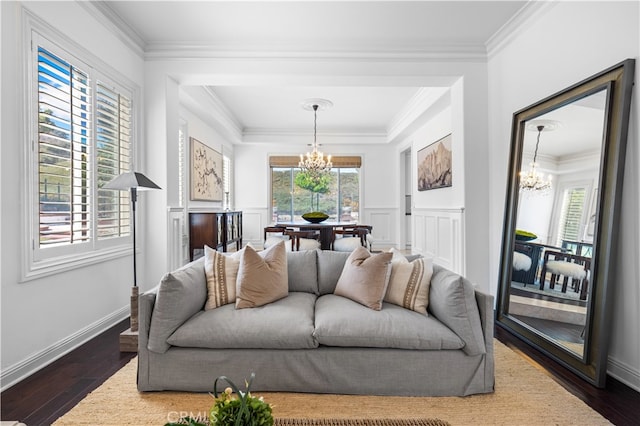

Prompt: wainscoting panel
[412,207,465,275]
[167,207,188,270]
[242,209,269,246]
[363,209,395,250]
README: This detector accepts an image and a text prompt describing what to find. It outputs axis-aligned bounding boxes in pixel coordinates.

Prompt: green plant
[295,171,330,211]
[515,229,537,241]
[165,373,273,426]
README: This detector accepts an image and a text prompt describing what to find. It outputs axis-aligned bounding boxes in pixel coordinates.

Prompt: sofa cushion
[334,247,392,310]
[204,245,243,310]
[384,248,433,315]
[316,250,350,295]
[148,257,207,353]
[168,292,318,349]
[236,241,288,309]
[428,264,486,356]
[286,250,319,294]
[314,294,464,350]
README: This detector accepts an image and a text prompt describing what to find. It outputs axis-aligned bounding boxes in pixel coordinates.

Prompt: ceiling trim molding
[142,43,489,63]
[180,87,243,144]
[242,129,388,145]
[486,0,559,58]
[81,1,146,58]
[386,87,450,143]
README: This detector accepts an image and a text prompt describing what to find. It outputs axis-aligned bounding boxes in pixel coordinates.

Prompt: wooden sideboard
[189,211,243,261]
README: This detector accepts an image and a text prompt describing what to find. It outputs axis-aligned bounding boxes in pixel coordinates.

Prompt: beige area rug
[275,421,449,425]
[53,341,610,426]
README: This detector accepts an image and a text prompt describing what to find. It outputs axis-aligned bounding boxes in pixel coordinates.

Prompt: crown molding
[80,1,146,59]
[142,42,489,63]
[486,0,559,59]
[386,87,450,144]
[242,129,387,145]
[180,87,243,144]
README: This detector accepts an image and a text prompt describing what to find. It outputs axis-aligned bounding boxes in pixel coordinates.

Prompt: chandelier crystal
[299,102,332,177]
[520,124,552,194]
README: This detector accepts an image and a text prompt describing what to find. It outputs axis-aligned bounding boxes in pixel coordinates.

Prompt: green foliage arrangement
[294,171,330,194]
[515,229,537,241]
[295,171,330,211]
[165,373,273,426]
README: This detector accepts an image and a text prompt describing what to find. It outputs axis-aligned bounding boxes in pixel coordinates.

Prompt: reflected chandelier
[299,99,332,176]
[520,124,553,193]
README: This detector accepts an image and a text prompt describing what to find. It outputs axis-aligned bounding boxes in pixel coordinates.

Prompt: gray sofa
[137,249,494,396]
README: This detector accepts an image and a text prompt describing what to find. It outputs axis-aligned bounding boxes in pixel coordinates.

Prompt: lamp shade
[103,171,161,191]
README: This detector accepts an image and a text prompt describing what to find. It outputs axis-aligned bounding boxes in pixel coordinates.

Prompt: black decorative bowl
[302,212,329,223]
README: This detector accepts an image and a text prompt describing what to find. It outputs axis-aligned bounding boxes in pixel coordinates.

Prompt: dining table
[275,221,356,250]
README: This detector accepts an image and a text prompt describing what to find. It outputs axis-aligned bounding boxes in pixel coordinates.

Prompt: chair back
[284,229,320,251]
[332,226,369,250]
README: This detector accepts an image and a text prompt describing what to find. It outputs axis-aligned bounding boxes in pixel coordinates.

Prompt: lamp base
[120,286,139,352]
[119,327,138,352]
[130,286,139,332]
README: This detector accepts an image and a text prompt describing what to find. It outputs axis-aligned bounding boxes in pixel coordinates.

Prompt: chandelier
[519,124,553,193]
[299,99,332,177]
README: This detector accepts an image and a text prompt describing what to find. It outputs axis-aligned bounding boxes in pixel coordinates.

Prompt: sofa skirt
[137,345,493,396]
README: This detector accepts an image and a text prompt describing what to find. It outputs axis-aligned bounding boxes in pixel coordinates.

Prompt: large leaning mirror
[496,59,635,387]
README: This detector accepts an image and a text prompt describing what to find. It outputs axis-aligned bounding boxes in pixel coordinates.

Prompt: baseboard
[0,307,129,392]
[608,356,640,392]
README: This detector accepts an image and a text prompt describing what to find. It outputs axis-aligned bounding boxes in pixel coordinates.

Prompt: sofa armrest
[428,265,486,356]
[474,288,495,391]
[474,289,494,350]
[137,288,156,391]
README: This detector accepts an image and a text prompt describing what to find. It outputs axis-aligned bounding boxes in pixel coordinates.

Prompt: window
[270,156,361,222]
[555,186,588,247]
[28,31,136,275]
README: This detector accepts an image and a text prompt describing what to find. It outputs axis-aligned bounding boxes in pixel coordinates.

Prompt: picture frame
[190,137,223,201]
[417,133,452,191]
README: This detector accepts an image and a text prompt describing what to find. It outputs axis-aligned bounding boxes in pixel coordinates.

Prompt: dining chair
[263,225,290,249]
[539,250,591,300]
[284,229,321,251]
[332,225,370,252]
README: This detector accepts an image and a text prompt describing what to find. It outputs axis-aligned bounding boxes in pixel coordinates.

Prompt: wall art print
[190,137,223,201]
[417,133,452,191]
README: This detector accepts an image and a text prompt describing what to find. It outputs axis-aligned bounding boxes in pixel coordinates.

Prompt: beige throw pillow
[385,248,433,315]
[334,246,392,310]
[204,245,243,310]
[235,241,289,309]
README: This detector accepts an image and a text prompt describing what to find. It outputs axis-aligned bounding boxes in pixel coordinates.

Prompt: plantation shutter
[96,82,132,239]
[558,187,587,245]
[37,47,92,246]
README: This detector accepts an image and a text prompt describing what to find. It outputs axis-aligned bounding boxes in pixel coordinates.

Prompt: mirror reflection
[507,89,607,358]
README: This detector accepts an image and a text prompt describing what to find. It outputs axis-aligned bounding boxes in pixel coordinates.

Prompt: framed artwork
[417,133,452,191]
[190,137,223,201]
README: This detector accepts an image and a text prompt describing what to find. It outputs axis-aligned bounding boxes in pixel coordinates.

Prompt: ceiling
[102,1,529,143]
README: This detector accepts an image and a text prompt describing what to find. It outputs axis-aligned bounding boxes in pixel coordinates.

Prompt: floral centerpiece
[165,373,273,426]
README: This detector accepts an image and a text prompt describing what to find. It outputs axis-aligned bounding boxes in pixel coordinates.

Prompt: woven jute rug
[53,340,611,425]
[275,420,449,426]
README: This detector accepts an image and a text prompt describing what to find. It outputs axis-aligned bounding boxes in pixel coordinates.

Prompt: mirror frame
[496,59,635,387]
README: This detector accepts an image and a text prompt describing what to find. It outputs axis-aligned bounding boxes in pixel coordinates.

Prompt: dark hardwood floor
[1,319,639,425]
[1,319,135,425]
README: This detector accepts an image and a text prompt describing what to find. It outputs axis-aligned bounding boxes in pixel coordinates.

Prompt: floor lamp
[104,171,160,339]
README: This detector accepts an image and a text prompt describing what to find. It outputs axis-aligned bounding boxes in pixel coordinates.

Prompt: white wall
[141,55,491,291]
[487,1,640,390]
[0,2,145,389]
